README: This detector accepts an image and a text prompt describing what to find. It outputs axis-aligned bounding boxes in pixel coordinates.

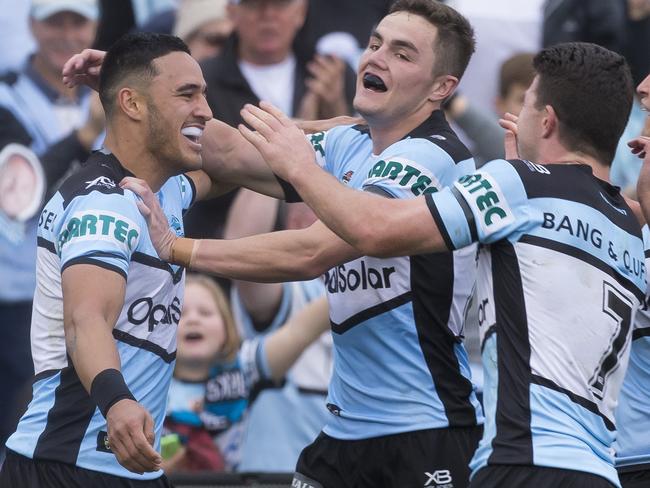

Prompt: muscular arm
[62,264,161,474]
[191,219,361,282]
[62,264,124,391]
[286,168,447,257]
[224,189,283,328]
[264,296,330,382]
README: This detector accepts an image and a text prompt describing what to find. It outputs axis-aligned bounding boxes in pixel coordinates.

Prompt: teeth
[181,127,203,139]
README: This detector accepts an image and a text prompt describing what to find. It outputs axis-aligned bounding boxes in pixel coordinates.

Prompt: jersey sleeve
[424,159,531,249]
[361,138,456,199]
[55,191,144,279]
[238,337,272,388]
[177,174,196,211]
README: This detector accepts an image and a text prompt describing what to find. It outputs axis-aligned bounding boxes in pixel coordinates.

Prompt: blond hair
[185,274,240,363]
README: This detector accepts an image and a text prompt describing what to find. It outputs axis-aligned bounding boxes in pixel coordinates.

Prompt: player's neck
[538,145,610,182]
[104,128,171,192]
[367,106,438,154]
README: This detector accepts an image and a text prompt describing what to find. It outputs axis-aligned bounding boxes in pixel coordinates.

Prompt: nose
[637,74,650,99]
[364,45,388,71]
[195,94,213,122]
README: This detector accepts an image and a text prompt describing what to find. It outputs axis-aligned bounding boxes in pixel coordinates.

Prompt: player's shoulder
[402,110,472,164]
[57,151,131,210]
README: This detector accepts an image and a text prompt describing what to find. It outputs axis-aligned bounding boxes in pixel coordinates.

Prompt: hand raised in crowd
[62,48,107,91]
[106,398,162,474]
[239,101,317,182]
[302,54,348,119]
[498,112,520,159]
[119,177,178,261]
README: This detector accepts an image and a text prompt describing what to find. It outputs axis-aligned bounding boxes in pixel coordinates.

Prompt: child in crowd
[163,274,330,473]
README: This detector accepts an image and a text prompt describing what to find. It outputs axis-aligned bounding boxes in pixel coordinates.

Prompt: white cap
[174,0,229,41]
[30,0,99,21]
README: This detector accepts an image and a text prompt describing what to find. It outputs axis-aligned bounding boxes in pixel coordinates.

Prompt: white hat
[174,0,229,41]
[30,0,99,21]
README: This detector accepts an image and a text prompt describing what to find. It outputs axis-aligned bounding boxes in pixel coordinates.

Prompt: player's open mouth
[181,126,204,145]
[184,332,204,342]
[363,73,388,92]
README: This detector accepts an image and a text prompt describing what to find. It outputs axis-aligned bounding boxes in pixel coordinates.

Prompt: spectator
[293,0,393,70]
[174,0,233,62]
[542,0,626,53]
[163,274,330,472]
[0,0,36,75]
[224,190,331,472]
[184,0,355,240]
[495,52,535,116]
[0,0,102,456]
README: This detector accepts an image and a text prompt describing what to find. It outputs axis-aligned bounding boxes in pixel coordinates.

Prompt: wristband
[170,237,196,268]
[90,368,136,418]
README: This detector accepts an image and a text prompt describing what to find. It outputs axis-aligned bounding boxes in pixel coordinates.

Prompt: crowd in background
[1,0,650,475]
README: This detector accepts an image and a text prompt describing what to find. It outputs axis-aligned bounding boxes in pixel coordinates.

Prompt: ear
[428,75,459,104]
[117,87,145,122]
[541,104,557,139]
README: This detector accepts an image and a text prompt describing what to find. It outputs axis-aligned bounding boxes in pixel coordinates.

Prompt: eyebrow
[370,30,419,54]
[175,83,207,94]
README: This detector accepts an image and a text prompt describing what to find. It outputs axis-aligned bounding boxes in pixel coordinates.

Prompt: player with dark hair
[177,42,640,488]
[0,32,221,487]
[109,1,486,487]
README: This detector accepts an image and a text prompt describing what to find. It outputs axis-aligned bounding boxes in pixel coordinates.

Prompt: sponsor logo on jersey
[342,170,354,184]
[430,134,447,141]
[85,176,116,190]
[424,469,453,487]
[454,172,514,236]
[309,132,325,157]
[324,262,396,294]
[366,158,440,196]
[57,210,140,253]
[127,296,181,332]
[205,369,247,403]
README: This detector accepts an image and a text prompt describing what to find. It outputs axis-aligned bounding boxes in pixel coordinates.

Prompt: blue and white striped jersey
[7,151,195,480]
[301,110,483,440]
[615,225,650,473]
[427,159,645,487]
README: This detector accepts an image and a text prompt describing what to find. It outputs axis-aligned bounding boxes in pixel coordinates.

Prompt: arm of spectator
[264,296,330,381]
[224,189,284,330]
[62,264,161,474]
[447,95,505,165]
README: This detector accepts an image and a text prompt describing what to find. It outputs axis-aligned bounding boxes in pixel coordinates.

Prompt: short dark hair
[533,42,633,166]
[499,52,535,98]
[389,0,475,79]
[99,32,191,116]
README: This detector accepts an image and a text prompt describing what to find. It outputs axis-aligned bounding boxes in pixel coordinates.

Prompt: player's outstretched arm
[120,177,361,281]
[264,296,330,381]
[238,102,449,257]
[62,265,162,474]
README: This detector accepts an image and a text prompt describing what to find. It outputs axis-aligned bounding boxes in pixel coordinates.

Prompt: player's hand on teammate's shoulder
[120,177,177,261]
[106,398,162,474]
[239,101,317,182]
[498,112,520,159]
[62,48,106,91]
